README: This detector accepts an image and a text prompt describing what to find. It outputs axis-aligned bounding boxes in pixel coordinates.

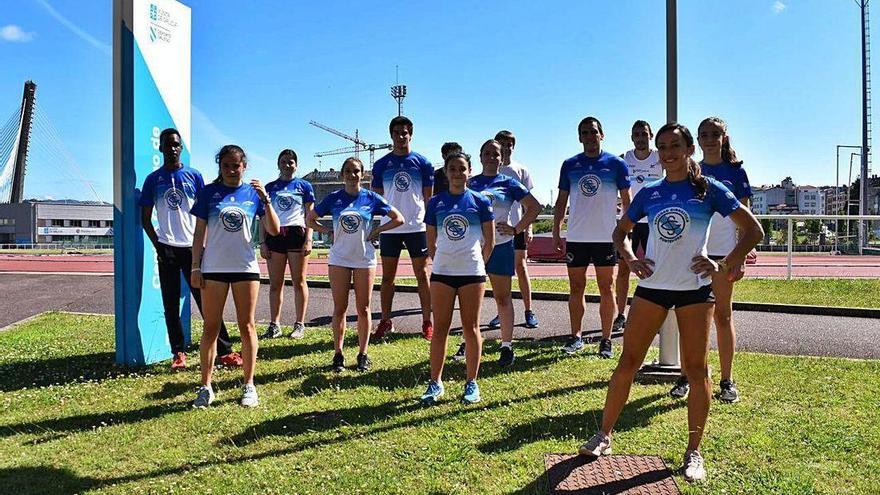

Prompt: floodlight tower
[391,84,406,117]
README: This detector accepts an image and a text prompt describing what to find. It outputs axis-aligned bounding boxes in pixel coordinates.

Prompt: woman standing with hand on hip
[577,123,762,483]
[306,157,403,373]
[259,149,315,340]
[190,144,280,408]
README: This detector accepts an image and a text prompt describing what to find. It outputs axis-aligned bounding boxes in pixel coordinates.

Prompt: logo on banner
[443,214,468,241]
[654,207,689,243]
[393,171,411,192]
[164,187,183,210]
[340,212,362,234]
[220,206,246,232]
[579,174,601,197]
[147,2,179,43]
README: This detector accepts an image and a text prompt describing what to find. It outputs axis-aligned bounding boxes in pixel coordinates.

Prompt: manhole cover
[544,454,680,494]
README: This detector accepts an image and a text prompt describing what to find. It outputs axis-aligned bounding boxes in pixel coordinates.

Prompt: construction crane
[309,120,392,166]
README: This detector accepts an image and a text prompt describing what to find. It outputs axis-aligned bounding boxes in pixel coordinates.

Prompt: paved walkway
[2,273,879,359]
[2,253,880,278]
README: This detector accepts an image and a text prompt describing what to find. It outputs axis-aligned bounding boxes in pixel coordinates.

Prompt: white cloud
[773,1,786,14]
[0,25,35,42]
[34,0,111,55]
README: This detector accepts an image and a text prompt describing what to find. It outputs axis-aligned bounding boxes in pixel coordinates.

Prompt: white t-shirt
[558,151,631,243]
[500,161,535,226]
[623,150,663,224]
[191,183,265,274]
[371,151,434,233]
[425,189,494,276]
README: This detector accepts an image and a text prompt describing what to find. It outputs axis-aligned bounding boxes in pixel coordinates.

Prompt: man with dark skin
[140,128,241,369]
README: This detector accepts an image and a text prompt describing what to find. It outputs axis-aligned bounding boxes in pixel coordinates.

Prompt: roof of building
[25,199,111,206]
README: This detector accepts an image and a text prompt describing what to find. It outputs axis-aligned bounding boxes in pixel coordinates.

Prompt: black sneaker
[598,338,613,359]
[331,352,344,372]
[498,346,515,367]
[261,322,282,339]
[451,342,466,362]
[669,376,689,399]
[612,314,626,332]
[356,353,371,372]
[718,379,740,403]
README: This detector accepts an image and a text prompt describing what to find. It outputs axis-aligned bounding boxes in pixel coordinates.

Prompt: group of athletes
[140,114,762,482]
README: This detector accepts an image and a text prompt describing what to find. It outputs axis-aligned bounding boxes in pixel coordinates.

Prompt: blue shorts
[379,231,429,258]
[486,241,515,276]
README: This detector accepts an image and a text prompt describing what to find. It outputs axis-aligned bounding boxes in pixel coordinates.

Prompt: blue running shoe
[562,336,585,355]
[524,310,539,329]
[487,315,501,329]
[420,380,444,406]
[461,380,481,404]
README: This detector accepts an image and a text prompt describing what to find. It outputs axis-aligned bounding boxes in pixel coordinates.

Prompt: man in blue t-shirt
[371,116,434,341]
[552,117,631,359]
[139,128,240,370]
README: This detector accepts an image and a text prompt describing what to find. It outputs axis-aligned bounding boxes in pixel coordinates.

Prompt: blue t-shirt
[558,151,631,242]
[371,151,434,233]
[265,177,315,228]
[314,188,392,269]
[190,182,266,274]
[425,189,494,276]
[139,165,205,247]
[468,173,530,245]
[701,161,753,256]
[626,177,741,290]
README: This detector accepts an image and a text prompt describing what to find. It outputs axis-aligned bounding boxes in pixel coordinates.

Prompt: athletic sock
[501,341,512,349]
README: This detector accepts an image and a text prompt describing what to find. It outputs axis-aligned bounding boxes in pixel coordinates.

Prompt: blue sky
[0,0,871,203]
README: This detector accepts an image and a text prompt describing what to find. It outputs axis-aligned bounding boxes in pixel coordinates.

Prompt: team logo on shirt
[219,206,246,232]
[578,174,601,197]
[635,175,646,184]
[481,189,497,207]
[654,207,690,243]
[275,193,296,212]
[339,212,362,234]
[443,214,468,241]
[393,171,411,192]
[164,187,183,210]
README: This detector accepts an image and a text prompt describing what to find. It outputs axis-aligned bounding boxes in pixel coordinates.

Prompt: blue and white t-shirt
[190,182,266,274]
[468,173,530,245]
[626,177,741,290]
[371,151,434,233]
[265,177,315,228]
[701,161,753,256]
[623,150,663,224]
[139,165,204,247]
[558,151,631,242]
[314,188,392,269]
[425,189,494,276]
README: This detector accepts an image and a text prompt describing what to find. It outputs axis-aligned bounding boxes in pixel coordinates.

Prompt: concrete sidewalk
[2,272,879,359]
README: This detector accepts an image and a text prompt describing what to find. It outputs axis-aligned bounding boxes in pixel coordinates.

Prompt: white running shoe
[578,431,612,458]
[683,449,706,482]
[192,385,215,408]
[240,384,259,407]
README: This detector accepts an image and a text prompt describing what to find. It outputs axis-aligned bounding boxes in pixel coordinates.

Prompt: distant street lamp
[391,84,407,116]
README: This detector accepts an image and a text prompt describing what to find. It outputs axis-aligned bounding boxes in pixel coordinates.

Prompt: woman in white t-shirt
[419,151,495,406]
[306,157,403,373]
[190,144,280,409]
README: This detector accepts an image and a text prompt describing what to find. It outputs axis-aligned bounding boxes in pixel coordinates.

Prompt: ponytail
[687,158,709,200]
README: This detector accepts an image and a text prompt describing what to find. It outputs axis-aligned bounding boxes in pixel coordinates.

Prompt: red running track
[2,254,879,278]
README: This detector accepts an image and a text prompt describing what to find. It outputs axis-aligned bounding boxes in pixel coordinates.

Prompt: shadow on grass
[476,392,677,454]
[0,352,160,393]
[309,308,423,327]
[1,465,99,495]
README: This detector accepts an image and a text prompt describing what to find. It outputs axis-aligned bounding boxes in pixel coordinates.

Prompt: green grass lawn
[352,277,880,309]
[2,313,879,494]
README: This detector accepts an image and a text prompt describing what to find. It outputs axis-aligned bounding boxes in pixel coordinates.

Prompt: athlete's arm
[481,220,495,264]
[368,207,404,242]
[512,194,541,236]
[258,221,270,260]
[426,225,437,260]
[620,187,632,212]
[422,185,433,202]
[140,205,160,250]
[303,202,315,256]
[190,218,207,289]
[305,208,331,235]
[691,207,763,280]
[373,186,384,195]
[253,179,280,237]
[613,216,653,279]
[552,190,569,252]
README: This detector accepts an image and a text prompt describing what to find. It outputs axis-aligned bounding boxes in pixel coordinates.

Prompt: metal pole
[860,0,870,254]
[667,0,677,124]
[787,218,793,280]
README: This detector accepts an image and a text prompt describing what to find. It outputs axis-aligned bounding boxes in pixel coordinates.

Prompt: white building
[797,186,821,214]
